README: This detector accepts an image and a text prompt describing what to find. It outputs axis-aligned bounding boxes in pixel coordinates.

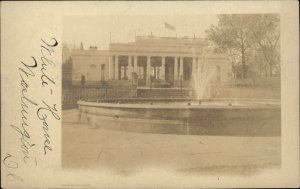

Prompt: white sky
[63,15,218,50]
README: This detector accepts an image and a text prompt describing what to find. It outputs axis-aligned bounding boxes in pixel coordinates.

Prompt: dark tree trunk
[232,65,236,79]
[241,50,246,79]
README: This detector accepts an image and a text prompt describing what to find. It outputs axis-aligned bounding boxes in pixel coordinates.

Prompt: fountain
[77,51,281,136]
[192,53,216,101]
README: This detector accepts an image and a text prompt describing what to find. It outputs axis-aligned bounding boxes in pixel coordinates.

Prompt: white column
[108,55,113,79]
[179,57,184,80]
[160,56,165,82]
[146,56,151,85]
[174,57,178,80]
[115,55,119,80]
[128,56,132,79]
[105,64,108,81]
[113,56,115,79]
[133,56,138,72]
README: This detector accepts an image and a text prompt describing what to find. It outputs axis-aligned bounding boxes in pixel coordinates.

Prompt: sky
[63,15,219,50]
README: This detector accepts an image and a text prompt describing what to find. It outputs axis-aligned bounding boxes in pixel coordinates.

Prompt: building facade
[72,47,109,86]
[72,36,230,88]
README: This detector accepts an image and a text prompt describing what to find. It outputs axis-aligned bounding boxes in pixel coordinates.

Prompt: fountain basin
[78,98,281,136]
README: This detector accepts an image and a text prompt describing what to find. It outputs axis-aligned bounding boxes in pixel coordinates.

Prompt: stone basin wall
[77,99,281,136]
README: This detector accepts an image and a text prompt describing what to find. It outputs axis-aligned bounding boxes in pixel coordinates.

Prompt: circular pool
[78,98,281,136]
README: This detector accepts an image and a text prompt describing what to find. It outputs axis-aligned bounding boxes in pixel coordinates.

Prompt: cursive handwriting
[37,100,60,154]
[40,38,58,95]
[3,37,60,183]
[3,153,23,182]
[12,58,38,163]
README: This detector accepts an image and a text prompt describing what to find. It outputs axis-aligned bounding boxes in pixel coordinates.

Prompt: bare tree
[206,14,280,79]
[249,14,280,77]
[62,42,79,64]
[206,14,253,79]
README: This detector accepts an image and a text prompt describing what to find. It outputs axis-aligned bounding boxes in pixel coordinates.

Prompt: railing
[62,86,137,109]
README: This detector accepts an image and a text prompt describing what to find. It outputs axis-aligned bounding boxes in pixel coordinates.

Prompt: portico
[109,54,199,86]
[109,36,206,87]
[72,36,229,87]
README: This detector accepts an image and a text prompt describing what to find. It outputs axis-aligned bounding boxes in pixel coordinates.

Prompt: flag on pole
[164,22,175,31]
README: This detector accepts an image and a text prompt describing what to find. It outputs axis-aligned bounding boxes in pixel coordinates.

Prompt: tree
[206,15,253,79]
[62,43,71,63]
[249,14,280,77]
[62,57,73,87]
[62,43,77,87]
[62,42,79,64]
[206,14,280,79]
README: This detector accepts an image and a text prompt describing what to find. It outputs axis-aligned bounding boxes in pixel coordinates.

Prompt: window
[137,56,147,80]
[118,56,129,80]
[120,65,128,80]
[86,64,97,81]
[152,66,160,79]
[150,56,163,80]
[138,66,145,79]
[183,58,192,81]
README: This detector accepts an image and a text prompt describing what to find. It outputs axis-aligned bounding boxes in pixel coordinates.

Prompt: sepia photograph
[1,1,298,188]
[62,14,281,175]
